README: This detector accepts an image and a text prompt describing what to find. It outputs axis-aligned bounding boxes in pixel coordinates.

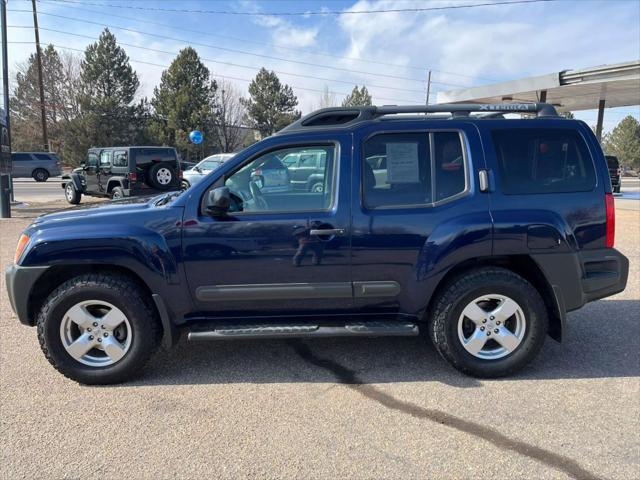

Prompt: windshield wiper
[155,191,181,206]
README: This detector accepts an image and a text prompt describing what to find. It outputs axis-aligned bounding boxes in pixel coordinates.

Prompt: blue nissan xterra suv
[5,103,629,385]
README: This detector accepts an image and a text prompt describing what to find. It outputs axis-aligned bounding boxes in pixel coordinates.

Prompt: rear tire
[147,163,176,190]
[36,274,162,385]
[64,182,81,204]
[33,168,49,182]
[429,267,547,378]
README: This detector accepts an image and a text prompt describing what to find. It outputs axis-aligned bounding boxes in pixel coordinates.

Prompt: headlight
[14,233,30,264]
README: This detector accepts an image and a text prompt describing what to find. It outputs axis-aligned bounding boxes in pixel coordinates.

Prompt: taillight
[178,169,183,178]
[129,172,137,182]
[605,192,615,248]
[617,168,621,176]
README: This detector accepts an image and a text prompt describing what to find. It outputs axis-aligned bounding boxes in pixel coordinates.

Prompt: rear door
[351,121,492,318]
[182,134,353,316]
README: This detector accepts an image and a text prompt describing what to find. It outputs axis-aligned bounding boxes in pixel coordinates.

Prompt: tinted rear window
[492,128,596,194]
[131,148,178,166]
[605,156,619,169]
[34,153,55,161]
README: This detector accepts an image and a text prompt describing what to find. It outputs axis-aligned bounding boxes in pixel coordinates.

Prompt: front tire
[429,267,547,378]
[36,274,162,385]
[64,182,81,204]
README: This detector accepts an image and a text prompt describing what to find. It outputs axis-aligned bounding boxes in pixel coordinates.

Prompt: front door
[182,136,352,317]
[84,151,100,193]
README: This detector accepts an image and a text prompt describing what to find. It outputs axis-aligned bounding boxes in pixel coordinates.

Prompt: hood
[32,194,163,226]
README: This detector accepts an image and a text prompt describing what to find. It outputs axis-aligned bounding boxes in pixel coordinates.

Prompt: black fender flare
[61,172,84,192]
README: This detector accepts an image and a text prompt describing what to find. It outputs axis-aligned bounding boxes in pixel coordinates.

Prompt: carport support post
[0,174,10,218]
[596,99,606,142]
[539,90,547,103]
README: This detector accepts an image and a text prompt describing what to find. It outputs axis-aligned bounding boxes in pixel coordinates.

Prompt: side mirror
[205,186,231,216]
[80,161,86,169]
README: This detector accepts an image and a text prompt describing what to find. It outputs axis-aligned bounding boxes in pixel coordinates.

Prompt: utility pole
[425,70,432,106]
[31,0,48,151]
[1,0,11,217]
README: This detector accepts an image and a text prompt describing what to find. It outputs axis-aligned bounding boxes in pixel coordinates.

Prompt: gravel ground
[1,204,638,480]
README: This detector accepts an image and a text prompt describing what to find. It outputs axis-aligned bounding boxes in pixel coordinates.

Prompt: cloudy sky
[4,0,640,132]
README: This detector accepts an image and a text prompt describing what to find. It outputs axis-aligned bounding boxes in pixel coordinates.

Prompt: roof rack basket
[278,102,559,133]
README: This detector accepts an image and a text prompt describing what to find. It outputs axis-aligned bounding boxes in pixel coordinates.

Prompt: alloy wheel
[457,294,526,360]
[59,300,132,367]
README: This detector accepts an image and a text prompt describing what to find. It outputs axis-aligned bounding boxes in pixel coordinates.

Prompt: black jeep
[62,146,182,204]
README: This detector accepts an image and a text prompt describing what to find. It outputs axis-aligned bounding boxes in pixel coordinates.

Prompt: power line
[34,0,496,82]
[39,0,558,16]
[8,41,421,104]
[7,25,429,94]
[9,9,439,85]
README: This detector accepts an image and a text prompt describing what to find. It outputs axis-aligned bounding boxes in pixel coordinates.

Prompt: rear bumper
[532,248,629,313]
[5,264,49,326]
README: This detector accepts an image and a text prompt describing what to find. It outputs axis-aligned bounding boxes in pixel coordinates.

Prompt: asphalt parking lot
[1,198,638,479]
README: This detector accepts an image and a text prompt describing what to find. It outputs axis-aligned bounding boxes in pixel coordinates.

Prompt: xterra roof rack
[278,102,559,134]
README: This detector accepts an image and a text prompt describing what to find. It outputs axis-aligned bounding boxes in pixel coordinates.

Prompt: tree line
[10,29,373,165]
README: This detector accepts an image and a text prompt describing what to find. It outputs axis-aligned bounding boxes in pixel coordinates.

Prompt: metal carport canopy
[437,60,640,139]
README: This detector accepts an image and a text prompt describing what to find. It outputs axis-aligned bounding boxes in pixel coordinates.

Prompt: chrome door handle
[309,228,345,236]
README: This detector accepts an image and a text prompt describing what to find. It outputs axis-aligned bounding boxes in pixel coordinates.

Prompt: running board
[187,322,419,341]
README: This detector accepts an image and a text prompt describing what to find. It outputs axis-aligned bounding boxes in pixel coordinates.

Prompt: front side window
[87,153,98,167]
[224,145,336,213]
[492,128,596,194]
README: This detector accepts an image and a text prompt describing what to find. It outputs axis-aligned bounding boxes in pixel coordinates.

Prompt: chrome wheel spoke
[461,302,487,325]
[66,332,96,360]
[102,336,127,363]
[494,326,521,352]
[491,298,519,323]
[101,308,127,330]
[66,304,96,329]
[464,329,488,355]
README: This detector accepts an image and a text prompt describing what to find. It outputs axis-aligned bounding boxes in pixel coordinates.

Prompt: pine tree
[77,29,140,149]
[603,116,640,170]
[341,85,372,107]
[150,47,217,160]
[241,68,300,137]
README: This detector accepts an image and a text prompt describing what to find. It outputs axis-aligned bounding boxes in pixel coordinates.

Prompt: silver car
[11,152,62,181]
[182,153,234,188]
